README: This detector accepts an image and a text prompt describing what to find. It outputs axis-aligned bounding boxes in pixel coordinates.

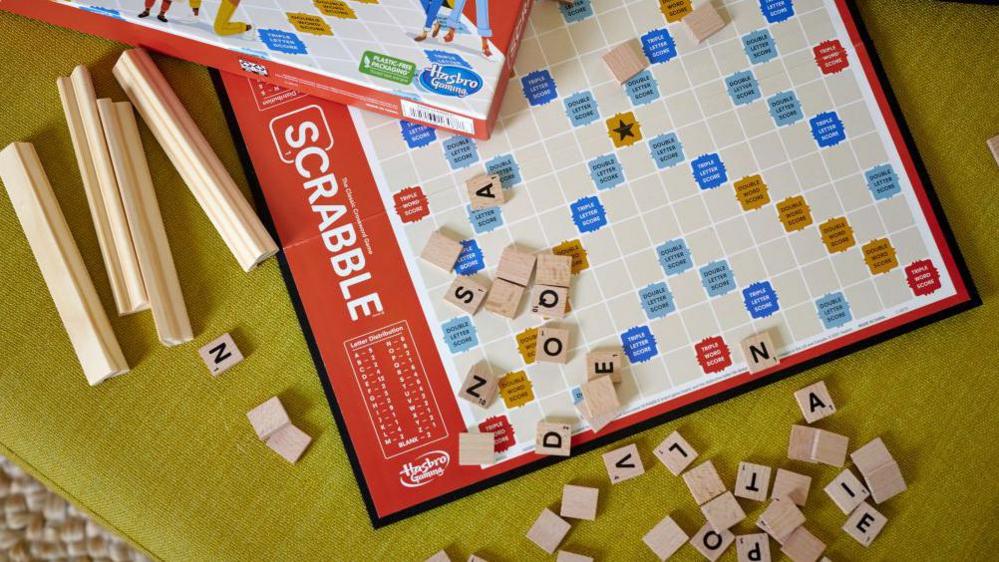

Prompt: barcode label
[400,100,475,135]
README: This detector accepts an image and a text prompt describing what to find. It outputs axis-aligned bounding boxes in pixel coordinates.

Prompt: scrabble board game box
[1,0,533,139]
[216,0,978,526]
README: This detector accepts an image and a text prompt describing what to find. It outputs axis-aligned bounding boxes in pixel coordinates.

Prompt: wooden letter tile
[771,469,811,507]
[988,134,999,167]
[198,332,244,377]
[864,460,907,504]
[602,38,648,84]
[424,550,450,562]
[793,381,836,423]
[690,522,734,562]
[530,284,570,319]
[811,429,849,467]
[683,2,726,43]
[736,533,771,562]
[787,425,819,463]
[535,253,572,287]
[535,421,572,457]
[580,375,619,417]
[560,484,598,520]
[246,396,290,440]
[700,491,746,531]
[735,462,772,502]
[265,424,312,464]
[536,325,571,363]
[740,331,779,373]
[642,514,688,561]
[682,460,726,505]
[586,349,623,383]
[779,526,825,562]
[850,437,895,474]
[756,497,805,542]
[421,230,463,271]
[444,276,490,315]
[496,244,536,286]
[602,443,645,484]
[526,508,571,554]
[556,551,592,562]
[483,278,525,318]
[458,362,498,409]
[824,468,869,515]
[842,502,887,547]
[458,432,494,466]
[653,430,698,476]
[465,173,504,209]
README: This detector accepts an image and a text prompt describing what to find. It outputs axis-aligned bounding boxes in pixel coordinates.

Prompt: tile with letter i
[198,332,244,376]
[824,468,869,515]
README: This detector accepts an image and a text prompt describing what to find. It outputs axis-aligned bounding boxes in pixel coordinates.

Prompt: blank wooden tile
[740,331,779,373]
[586,349,623,383]
[682,460,726,505]
[850,437,894,475]
[824,468,869,515]
[793,381,836,423]
[580,375,619,417]
[842,502,887,547]
[458,432,494,466]
[536,325,571,363]
[421,230,463,271]
[701,491,746,531]
[535,421,572,457]
[560,484,598,520]
[458,362,498,409]
[787,425,819,463]
[988,134,999,166]
[265,424,311,464]
[424,550,450,562]
[642,514,688,561]
[602,38,648,84]
[811,429,849,467]
[466,173,504,209]
[535,253,572,287]
[771,469,811,507]
[467,555,488,562]
[653,430,698,476]
[246,396,290,440]
[779,526,825,562]
[198,333,243,376]
[483,278,524,318]
[735,462,772,502]
[444,276,490,314]
[529,284,570,319]
[496,244,536,286]
[690,522,734,562]
[736,533,771,562]
[578,397,616,433]
[602,443,645,484]
[526,508,571,554]
[864,460,907,503]
[756,497,805,542]
[556,551,592,562]
[683,2,726,43]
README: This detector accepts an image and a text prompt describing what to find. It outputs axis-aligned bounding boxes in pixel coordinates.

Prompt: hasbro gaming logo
[417,64,483,98]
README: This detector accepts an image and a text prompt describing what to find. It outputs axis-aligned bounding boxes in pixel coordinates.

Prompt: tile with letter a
[602,443,645,484]
[741,331,780,373]
[466,173,504,209]
[793,380,836,423]
[198,333,243,376]
[458,362,499,409]
[444,276,490,314]
[653,430,698,475]
[535,421,572,456]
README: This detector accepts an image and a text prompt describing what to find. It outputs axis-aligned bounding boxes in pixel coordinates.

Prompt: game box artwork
[0,0,533,138]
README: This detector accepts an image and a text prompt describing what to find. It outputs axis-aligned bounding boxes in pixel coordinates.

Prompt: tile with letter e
[535,421,572,457]
[198,333,244,376]
[602,443,645,484]
[690,522,735,562]
[642,514,688,561]
[653,430,698,476]
[683,460,726,505]
[536,325,571,363]
[735,462,772,502]
[466,173,504,209]
[526,508,570,554]
[586,349,623,383]
[458,362,498,409]
[793,380,836,423]
[842,502,887,547]
[530,284,570,319]
[560,484,598,520]
[444,276,490,315]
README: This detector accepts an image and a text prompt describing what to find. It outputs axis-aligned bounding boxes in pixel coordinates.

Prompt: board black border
[210,1,981,527]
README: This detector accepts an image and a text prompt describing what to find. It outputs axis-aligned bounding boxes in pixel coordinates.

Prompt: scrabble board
[217,0,978,526]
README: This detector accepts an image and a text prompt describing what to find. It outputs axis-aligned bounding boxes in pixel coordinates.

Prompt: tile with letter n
[602,443,645,484]
[740,330,779,373]
[198,332,244,376]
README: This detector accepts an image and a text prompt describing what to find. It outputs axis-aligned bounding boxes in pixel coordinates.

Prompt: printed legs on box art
[138,0,200,23]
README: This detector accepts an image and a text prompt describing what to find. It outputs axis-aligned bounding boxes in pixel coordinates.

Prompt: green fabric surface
[0,2,996,560]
